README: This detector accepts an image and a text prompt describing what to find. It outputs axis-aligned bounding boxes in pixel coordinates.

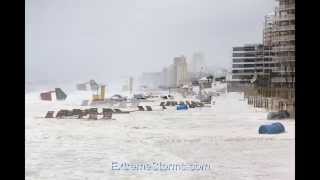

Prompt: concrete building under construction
[270,0,295,88]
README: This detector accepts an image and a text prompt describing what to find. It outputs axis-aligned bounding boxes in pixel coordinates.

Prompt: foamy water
[25,83,295,180]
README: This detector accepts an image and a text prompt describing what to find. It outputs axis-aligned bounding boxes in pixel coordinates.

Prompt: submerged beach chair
[186,101,195,108]
[102,108,113,120]
[113,109,130,114]
[88,108,98,120]
[165,101,171,106]
[198,102,205,107]
[179,101,186,106]
[45,111,54,118]
[56,109,68,118]
[72,109,82,119]
[146,106,152,111]
[137,106,145,111]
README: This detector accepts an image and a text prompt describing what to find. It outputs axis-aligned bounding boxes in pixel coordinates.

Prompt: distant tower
[129,76,133,94]
[192,52,206,75]
[174,55,188,87]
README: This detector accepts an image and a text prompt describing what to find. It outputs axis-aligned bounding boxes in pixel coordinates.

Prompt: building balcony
[275,14,295,21]
[273,25,295,32]
[278,4,295,11]
[271,77,295,83]
[231,72,256,76]
[273,35,295,42]
[272,45,295,52]
[232,67,256,70]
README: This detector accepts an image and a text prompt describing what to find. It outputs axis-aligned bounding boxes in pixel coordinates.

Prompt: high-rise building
[190,52,206,74]
[271,0,295,87]
[263,13,275,47]
[174,56,189,87]
[231,44,265,84]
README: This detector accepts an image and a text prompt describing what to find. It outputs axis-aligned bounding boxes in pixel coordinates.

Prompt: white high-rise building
[191,52,206,74]
[174,56,189,87]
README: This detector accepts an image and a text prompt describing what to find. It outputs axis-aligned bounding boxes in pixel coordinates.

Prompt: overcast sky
[26,0,276,84]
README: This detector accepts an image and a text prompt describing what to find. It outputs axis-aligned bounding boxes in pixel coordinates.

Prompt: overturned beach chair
[146,106,152,111]
[45,111,54,118]
[137,106,145,111]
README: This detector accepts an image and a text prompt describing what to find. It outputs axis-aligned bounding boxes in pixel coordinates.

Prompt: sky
[26,0,276,84]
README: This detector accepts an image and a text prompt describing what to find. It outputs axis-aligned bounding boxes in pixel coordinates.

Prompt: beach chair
[137,106,145,111]
[191,101,199,108]
[113,109,130,114]
[160,102,165,106]
[186,101,195,108]
[88,108,98,120]
[146,106,152,111]
[68,110,74,117]
[102,109,113,120]
[56,109,68,118]
[198,102,205,107]
[45,111,54,118]
[81,109,89,117]
[72,109,82,118]
[179,101,185,106]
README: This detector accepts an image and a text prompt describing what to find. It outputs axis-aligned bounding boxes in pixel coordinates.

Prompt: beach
[25,85,294,180]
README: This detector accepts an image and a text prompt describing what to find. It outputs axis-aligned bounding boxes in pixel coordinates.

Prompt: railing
[275,14,295,21]
[272,45,295,51]
[279,4,295,11]
[273,25,295,31]
[273,35,295,42]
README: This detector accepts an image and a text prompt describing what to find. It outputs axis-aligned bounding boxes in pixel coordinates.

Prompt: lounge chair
[179,101,185,106]
[198,102,205,107]
[102,111,112,120]
[186,101,195,108]
[56,109,68,118]
[45,111,54,118]
[88,108,98,120]
[72,109,82,118]
[146,106,152,111]
[165,101,171,106]
[113,109,130,114]
[137,106,145,111]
